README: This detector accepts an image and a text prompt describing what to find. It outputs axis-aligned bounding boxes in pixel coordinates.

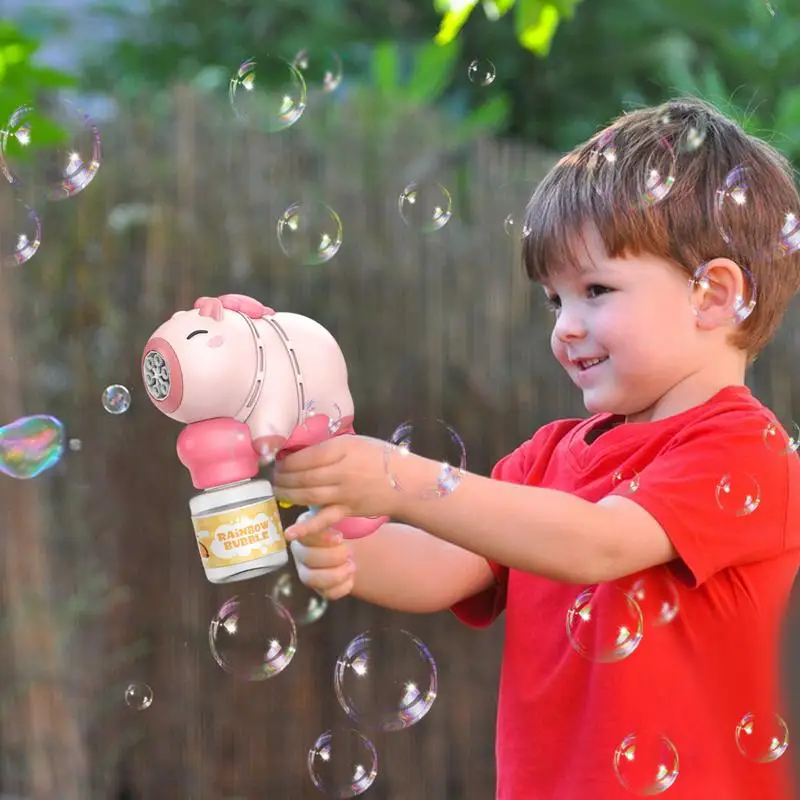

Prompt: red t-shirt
[453,385,800,799]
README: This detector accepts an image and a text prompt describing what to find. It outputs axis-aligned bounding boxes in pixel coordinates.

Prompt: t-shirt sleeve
[610,412,793,588]
[450,438,539,628]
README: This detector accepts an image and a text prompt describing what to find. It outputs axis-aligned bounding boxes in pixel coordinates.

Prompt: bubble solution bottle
[177,417,288,584]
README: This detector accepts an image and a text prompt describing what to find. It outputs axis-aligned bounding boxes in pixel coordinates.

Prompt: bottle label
[192,497,286,569]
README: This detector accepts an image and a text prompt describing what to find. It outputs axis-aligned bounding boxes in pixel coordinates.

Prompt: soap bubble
[613,732,680,795]
[714,472,761,516]
[0,415,66,479]
[627,568,680,627]
[0,192,41,267]
[611,468,641,493]
[498,178,536,239]
[467,59,496,86]
[566,585,643,663]
[270,571,328,626]
[383,418,466,499]
[762,418,800,455]
[102,384,131,415]
[208,593,296,680]
[277,201,342,265]
[735,712,789,762]
[715,165,800,259]
[0,101,101,201]
[308,728,378,798]
[398,181,452,232]
[334,628,438,732]
[292,48,343,93]
[229,56,307,132]
[124,682,153,711]
[689,262,757,325]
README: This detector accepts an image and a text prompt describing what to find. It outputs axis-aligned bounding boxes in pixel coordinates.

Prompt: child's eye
[543,294,561,312]
[586,284,612,298]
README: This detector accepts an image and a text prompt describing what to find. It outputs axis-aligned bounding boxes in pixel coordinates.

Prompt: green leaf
[434,1,480,46]
[482,0,516,20]
[514,0,562,56]
[372,41,401,97]
[405,40,460,104]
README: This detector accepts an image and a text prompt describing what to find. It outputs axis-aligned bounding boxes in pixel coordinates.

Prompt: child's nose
[553,305,587,342]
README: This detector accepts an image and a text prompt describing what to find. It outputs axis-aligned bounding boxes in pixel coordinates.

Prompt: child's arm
[291,521,495,613]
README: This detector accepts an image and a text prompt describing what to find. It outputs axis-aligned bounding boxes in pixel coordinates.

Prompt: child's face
[541,225,732,423]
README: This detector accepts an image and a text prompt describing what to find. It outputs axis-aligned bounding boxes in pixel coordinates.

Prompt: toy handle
[307,506,388,540]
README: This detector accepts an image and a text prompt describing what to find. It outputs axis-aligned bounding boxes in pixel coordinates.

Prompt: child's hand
[288,514,356,601]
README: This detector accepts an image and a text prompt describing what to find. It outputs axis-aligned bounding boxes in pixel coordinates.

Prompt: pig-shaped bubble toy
[142,293,388,543]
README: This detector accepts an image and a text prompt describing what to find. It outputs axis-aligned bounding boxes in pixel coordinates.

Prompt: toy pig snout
[142,336,184,414]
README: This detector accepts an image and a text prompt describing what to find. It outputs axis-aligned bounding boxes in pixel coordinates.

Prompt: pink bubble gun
[141,294,387,583]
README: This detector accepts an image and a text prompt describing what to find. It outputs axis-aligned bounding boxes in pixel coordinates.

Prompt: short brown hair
[522,97,800,358]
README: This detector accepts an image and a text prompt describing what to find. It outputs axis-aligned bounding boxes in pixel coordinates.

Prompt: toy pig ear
[217,294,276,318]
[194,296,225,321]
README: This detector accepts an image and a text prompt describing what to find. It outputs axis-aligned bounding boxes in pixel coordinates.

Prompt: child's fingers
[294,559,355,598]
[290,538,351,569]
[285,505,347,541]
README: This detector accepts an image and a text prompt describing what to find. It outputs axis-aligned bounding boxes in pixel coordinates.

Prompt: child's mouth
[578,356,608,372]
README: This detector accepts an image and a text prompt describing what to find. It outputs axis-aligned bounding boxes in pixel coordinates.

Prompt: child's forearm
[347,522,495,613]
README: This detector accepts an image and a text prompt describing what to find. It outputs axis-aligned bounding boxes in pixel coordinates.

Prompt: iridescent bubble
[627,568,680,627]
[308,728,378,798]
[398,181,452,232]
[612,468,641,493]
[334,628,438,732]
[735,712,789,762]
[762,418,800,455]
[292,48,343,93]
[229,56,307,132]
[270,571,328,626]
[715,165,800,259]
[566,585,643,663]
[102,384,131,415]
[208,593,296,680]
[499,178,537,240]
[688,262,757,325]
[0,415,65,479]
[715,472,761,516]
[124,682,153,711]
[383,418,466,500]
[0,101,101,201]
[613,732,680,795]
[277,201,342,266]
[467,59,496,86]
[0,189,41,268]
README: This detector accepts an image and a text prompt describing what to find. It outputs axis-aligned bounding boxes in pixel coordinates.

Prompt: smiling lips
[574,356,608,372]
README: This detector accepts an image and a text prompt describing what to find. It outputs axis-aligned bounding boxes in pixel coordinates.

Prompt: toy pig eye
[186,329,208,340]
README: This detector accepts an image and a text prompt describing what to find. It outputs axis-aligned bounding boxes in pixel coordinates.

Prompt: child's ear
[690,259,756,329]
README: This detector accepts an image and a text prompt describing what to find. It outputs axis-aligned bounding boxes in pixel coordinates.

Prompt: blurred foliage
[433,0,584,57]
[0,21,76,150]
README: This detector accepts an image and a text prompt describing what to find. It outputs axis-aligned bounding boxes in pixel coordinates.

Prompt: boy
[273,98,800,799]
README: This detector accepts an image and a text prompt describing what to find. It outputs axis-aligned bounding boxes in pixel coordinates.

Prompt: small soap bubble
[383,418,466,500]
[292,48,343,93]
[735,712,789,762]
[0,101,101,201]
[398,181,452,233]
[689,262,757,325]
[301,398,344,437]
[613,732,680,795]
[0,415,66,479]
[124,682,153,711]
[714,472,761,517]
[762,418,800,455]
[277,201,342,266]
[229,56,307,133]
[102,384,131,415]
[68,438,82,452]
[334,628,438,732]
[627,568,680,627]
[208,593,296,681]
[0,192,41,267]
[467,59,496,86]
[612,468,640,493]
[308,728,378,798]
[499,178,536,240]
[271,571,328,626]
[566,585,643,663]
[715,165,800,259]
